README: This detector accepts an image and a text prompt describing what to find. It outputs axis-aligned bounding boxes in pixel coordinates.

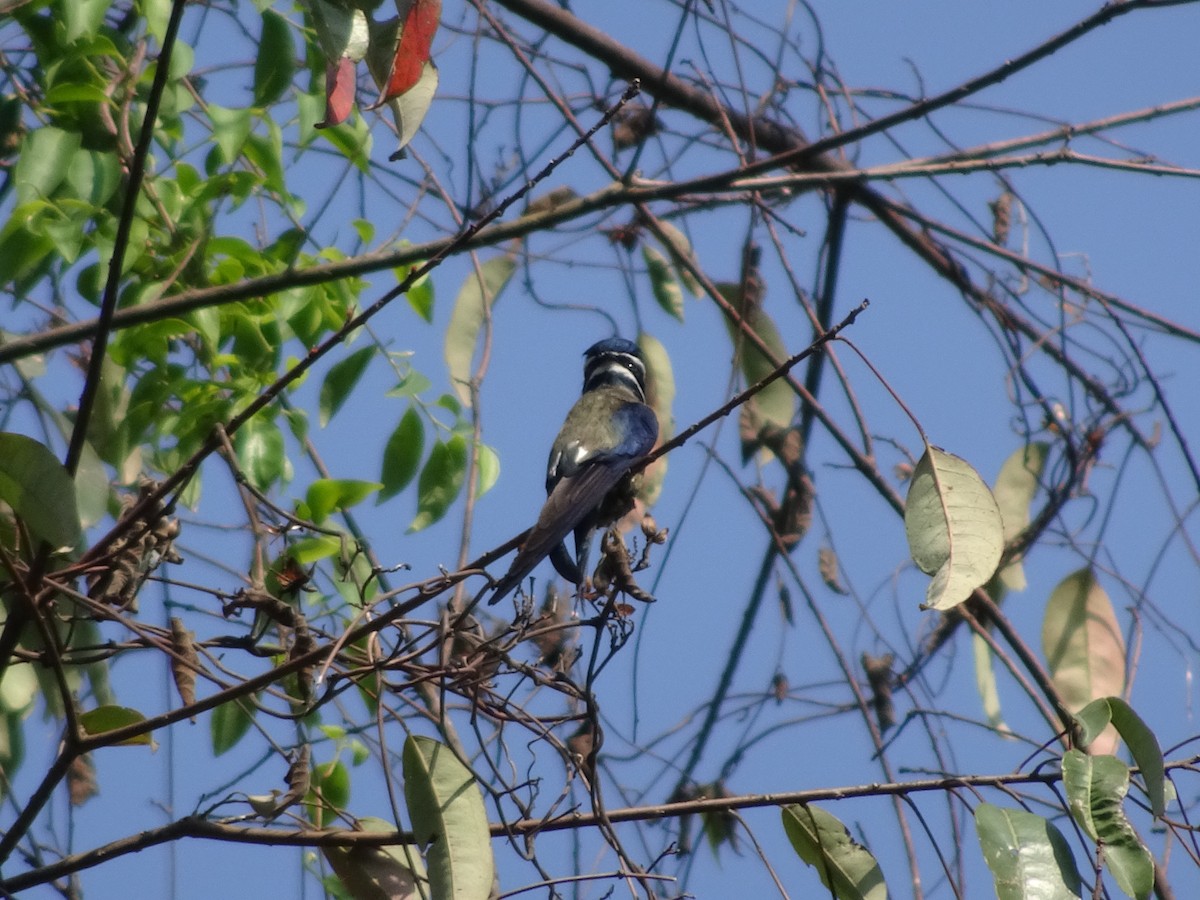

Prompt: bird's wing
[489,403,657,604]
[490,463,630,603]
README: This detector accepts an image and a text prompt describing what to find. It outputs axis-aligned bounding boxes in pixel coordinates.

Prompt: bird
[489,337,659,604]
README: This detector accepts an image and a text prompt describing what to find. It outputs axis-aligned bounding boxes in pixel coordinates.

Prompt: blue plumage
[490,338,658,603]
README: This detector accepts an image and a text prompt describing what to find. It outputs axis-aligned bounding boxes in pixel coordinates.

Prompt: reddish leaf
[382,0,441,102]
[318,57,357,129]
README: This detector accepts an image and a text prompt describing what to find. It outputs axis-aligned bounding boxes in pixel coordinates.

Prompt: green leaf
[235,418,288,491]
[73,440,110,530]
[716,283,795,430]
[642,243,684,321]
[309,0,371,63]
[406,273,435,322]
[64,0,109,43]
[1043,568,1126,753]
[208,104,253,164]
[403,735,494,900]
[781,804,886,900]
[991,442,1048,592]
[254,10,295,107]
[904,447,1004,611]
[972,632,1011,737]
[475,443,500,498]
[653,220,703,297]
[444,255,516,407]
[1074,697,1165,817]
[288,534,342,564]
[380,407,424,501]
[974,803,1081,899]
[306,479,383,524]
[320,345,376,427]
[0,432,82,551]
[637,332,672,506]
[409,435,467,532]
[1062,750,1154,900]
[211,698,257,756]
[15,127,82,206]
[78,705,152,746]
[323,816,428,900]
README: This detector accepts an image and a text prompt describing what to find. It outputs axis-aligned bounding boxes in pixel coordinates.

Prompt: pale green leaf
[974,803,1081,900]
[475,443,501,498]
[444,255,515,407]
[403,736,494,900]
[904,447,1004,611]
[1043,568,1126,754]
[208,104,253,164]
[992,442,1048,591]
[781,804,886,900]
[1074,697,1165,817]
[235,418,288,491]
[323,816,428,900]
[642,243,684,321]
[15,127,81,207]
[653,220,703,297]
[972,632,1012,737]
[0,432,82,551]
[716,283,795,429]
[1062,750,1154,900]
[637,332,673,506]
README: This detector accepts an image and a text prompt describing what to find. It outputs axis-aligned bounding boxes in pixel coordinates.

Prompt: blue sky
[6,0,1200,897]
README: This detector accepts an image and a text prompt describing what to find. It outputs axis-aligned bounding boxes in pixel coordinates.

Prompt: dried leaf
[169,617,198,718]
[818,545,847,595]
[67,753,98,806]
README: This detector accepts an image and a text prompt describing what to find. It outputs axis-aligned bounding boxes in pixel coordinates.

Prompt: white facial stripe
[586,359,644,399]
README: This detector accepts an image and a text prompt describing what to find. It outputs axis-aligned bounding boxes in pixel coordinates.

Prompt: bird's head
[582,337,647,401]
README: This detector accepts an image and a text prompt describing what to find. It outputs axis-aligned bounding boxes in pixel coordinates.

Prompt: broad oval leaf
[211,698,257,756]
[380,407,425,501]
[1061,750,1154,900]
[15,126,81,206]
[78,705,152,746]
[716,283,795,430]
[323,816,428,900]
[904,447,1004,611]
[403,735,494,900]
[235,418,289,491]
[974,803,1081,900]
[383,60,438,160]
[1074,697,1165,817]
[254,10,295,107]
[0,431,82,551]
[320,345,376,427]
[475,443,500,498]
[637,332,674,506]
[408,435,467,532]
[306,478,383,524]
[781,804,886,900]
[1042,568,1126,754]
[992,442,1048,592]
[444,255,515,407]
